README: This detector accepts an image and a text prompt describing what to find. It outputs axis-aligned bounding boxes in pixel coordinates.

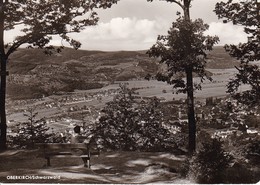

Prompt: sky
[6,0,248,51]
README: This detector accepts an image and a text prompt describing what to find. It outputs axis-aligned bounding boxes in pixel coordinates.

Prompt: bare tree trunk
[0,0,7,151]
[183,0,190,20]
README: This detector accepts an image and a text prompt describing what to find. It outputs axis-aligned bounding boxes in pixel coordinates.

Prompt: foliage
[91,84,178,152]
[224,162,259,184]
[147,13,218,153]
[244,114,259,128]
[147,17,219,93]
[214,0,260,106]
[223,135,260,184]
[219,134,260,183]
[226,64,260,105]
[188,138,233,184]
[48,131,72,144]
[3,0,118,55]
[245,137,260,164]
[9,108,51,148]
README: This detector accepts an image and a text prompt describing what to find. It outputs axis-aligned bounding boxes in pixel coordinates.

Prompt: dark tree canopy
[3,0,118,56]
[215,0,260,105]
[147,17,219,93]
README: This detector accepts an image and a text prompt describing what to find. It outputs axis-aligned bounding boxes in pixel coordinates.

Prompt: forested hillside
[7,46,238,100]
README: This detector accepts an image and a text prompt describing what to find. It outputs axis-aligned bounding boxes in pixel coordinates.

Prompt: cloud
[5,17,249,51]
[205,22,248,45]
[68,18,248,51]
[66,17,171,51]
[5,17,170,51]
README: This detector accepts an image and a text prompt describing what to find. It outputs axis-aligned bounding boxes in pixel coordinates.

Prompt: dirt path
[0,150,193,183]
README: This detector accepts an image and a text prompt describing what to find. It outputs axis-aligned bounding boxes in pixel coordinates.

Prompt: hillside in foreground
[7,46,238,100]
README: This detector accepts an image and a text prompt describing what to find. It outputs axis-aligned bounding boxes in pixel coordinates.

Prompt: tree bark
[183,0,190,20]
[186,67,196,154]
[0,0,7,151]
[183,0,196,154]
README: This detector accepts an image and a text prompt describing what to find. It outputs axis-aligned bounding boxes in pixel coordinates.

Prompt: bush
[245,138,260,165]
[92,84,178,152]
[220,136,260,184]
[9,108,52,149]
[188,138,233,183]
[224,162,259,184]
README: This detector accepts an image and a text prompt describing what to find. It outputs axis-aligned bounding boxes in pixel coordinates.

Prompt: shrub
[92,84,178,152]
[188,138,233,183]
[9,108,52,149]
[221,136,260,183]
[245,137,260,165]
[244,114,260,128]
[224,162,259,184]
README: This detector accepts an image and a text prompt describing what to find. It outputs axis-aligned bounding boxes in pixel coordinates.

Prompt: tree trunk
[0,61,7,151]
[257,0,260,26]
[183,0,196,154]
[0,0,7,151]
[186,68,196,154]
[183,0,190,21]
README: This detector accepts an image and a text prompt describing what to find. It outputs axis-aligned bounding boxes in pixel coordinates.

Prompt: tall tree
[215,0,260,105]
[0,0,118,150]
[147,0,219,153]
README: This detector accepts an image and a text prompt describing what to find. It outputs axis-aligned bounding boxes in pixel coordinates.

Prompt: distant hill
[206,46,239,69]
[6,46,238,100]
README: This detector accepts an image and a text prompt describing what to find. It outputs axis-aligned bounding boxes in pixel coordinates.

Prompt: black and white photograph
[0,0,259,184]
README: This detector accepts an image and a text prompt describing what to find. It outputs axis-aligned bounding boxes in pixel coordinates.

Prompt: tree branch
[4,21,24,30]
[6,37,28,57]
[169,0,184,9]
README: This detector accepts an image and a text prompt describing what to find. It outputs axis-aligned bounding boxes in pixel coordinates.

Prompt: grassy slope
[206,46,239,69]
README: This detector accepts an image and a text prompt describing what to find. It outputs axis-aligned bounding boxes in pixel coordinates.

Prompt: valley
[5,46,258,137]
